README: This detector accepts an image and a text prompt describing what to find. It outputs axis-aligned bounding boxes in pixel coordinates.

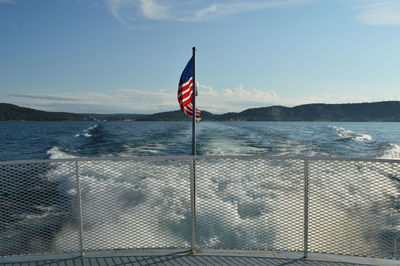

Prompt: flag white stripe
[181,90,193,104]
[180,77,193,88]
[177,84,193,98]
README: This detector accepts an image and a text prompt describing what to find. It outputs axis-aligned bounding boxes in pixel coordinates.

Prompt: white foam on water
[50,157,400,255]
[201,138,268,156]
[87,124,98,131]
[329,125,354,139]
[20,206,57,221]
[354,134,372,141]
[379,143,400,160]
[75,133,92,138]
[75,124,98,138]
[119,143,168,156]
[54,160,192,250]
[47,146,76,159]
[195,159,305,250]
[329,125,372,142]
[42,125,398,254]
[307,160,400,255]
[273,139,328,157]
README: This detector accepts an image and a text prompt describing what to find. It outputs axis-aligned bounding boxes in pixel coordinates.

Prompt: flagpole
[190,46,197,254]
[192,46,196,156]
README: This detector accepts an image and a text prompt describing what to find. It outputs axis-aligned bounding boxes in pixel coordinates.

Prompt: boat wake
[3,122,400,257]
[328,125,372,142]
[49,158,400,257]
[46,146,76,159]
[378,143,400,160]
[75,124,98,138]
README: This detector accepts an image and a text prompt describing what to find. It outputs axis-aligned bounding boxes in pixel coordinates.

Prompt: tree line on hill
[1,101,400,122]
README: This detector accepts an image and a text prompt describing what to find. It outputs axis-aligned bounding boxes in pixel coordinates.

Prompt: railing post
[190,158,197,254]
[394,234,399,259]
[303,159,309,258]
[75,161,85,257]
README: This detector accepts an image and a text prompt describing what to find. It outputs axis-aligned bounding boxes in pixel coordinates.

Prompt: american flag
[177,56,201,121]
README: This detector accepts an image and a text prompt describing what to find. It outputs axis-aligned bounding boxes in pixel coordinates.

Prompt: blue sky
[1,0,400,114]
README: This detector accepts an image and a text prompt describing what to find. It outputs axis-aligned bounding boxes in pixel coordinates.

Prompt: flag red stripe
[179,90,193,105]
[178,59,200,120]
[177,80,193,98]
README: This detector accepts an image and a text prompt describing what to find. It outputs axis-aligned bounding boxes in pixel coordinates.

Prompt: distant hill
[135,110,215,121]
[0,103,86,121]
[140,101,400,122]
[214,101,400,122]
[1,101,400,122]
[0,103,144,121]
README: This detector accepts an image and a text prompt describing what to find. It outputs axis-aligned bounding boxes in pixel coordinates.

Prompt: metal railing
[0,156,399,260]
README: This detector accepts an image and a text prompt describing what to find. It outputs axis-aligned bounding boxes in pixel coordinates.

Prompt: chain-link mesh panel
[0,162,79,257]
[196,158,304,251]
[308,159,400,259]
[79,159,192,251]
[2,156,400,261]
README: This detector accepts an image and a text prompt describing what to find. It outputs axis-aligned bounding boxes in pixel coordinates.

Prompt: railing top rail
[0,155,398,166]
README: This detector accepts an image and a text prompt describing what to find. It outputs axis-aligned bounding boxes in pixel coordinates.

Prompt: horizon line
[1,100,400,116]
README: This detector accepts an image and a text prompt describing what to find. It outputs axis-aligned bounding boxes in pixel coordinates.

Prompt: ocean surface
[0,121,399,161]
[1,122,400,257]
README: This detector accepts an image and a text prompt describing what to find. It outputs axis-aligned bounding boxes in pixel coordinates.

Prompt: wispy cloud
[356,0,400,25]
[198,84,280,112]
[196,84,378,113]
[10,94,84,102]
[190,0,311,21]
[138,0,169,20]
[8,90,175,113]
[106,0,311,25]
[6,84,383,114]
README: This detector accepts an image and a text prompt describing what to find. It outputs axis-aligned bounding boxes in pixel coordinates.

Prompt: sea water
[0,121,399,161]
[0,122,400,256]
